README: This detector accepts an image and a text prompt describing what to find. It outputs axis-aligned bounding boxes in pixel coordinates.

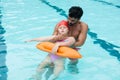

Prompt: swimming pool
[0,0,120,80]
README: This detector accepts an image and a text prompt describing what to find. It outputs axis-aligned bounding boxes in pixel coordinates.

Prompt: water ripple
[92,0,120,8]
[0,3,8,80]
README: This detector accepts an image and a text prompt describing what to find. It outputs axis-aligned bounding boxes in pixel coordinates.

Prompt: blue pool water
[0,0,120,80]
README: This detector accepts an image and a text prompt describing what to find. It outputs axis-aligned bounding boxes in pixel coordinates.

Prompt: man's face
[68,17,79,26]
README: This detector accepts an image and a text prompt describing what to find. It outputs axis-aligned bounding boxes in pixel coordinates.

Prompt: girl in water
[25,20,75,80]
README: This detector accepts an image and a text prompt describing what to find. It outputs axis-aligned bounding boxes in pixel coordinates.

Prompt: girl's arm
[51,43,60,54]
[51,37,76,54]
[56,37,76,47]
[25,35,56,42]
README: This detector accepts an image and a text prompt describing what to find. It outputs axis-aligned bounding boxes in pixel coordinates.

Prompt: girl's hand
[51,43,60,54]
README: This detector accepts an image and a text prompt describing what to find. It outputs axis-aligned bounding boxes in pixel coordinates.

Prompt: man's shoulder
[80,21,88,32]
[80,21,88,28]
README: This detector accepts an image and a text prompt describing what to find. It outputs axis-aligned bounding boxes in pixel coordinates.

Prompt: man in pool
[53,6,88,73]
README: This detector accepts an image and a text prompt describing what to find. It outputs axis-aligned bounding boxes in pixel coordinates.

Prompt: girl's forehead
[58,25,69,30]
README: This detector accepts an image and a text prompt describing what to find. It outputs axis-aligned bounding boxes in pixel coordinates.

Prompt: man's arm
[74,23,88,47]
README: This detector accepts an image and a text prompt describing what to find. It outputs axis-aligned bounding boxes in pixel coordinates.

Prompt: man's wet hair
[69,6,83,19]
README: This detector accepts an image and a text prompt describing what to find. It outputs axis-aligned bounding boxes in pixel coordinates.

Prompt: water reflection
[92,0,120,8]
[88,29,120,61]
[0,5,8,80]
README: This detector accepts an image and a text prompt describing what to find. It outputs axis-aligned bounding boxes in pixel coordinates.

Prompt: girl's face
[58,25,69,35]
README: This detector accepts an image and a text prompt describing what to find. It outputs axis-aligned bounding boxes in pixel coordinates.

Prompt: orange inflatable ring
[36,42,82,59]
